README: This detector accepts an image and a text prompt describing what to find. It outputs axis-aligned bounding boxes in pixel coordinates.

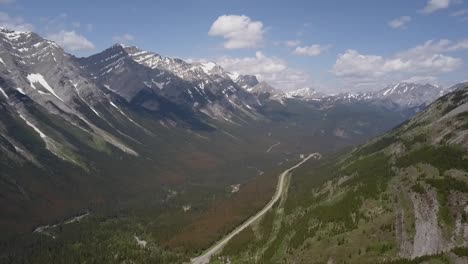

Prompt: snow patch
[200,62,216,74]
[228,72,239,81]
[27,73,64,101]
[152,80,165,89]
[103,84,119,93]
[16,87,26,95]
[0,87,8,98]
[109,100,150,133]
[109,101,119,109]
[383,82,400,96]
[19,114,47,139]
[89,106,102,118]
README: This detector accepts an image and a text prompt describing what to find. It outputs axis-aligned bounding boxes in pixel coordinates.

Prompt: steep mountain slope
[78,45,260,121]
[447,81,468,93]
[0,28,140,160]
[230,74,259,90]
[248,81,286,102]
[324,82,447,109]
[0,27,215,239]
[216,85,468,263]
[375,82,445,108]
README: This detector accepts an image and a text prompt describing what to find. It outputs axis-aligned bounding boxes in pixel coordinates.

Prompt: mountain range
[1,27,468,264]
[216,82,468,264]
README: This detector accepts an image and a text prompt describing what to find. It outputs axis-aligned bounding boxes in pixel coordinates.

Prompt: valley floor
[191,153,321,264]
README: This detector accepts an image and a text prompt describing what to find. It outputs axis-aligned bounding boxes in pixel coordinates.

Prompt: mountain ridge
[215,84,468,264]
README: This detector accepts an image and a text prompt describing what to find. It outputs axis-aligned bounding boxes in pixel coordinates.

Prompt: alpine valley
[1,26,468,264]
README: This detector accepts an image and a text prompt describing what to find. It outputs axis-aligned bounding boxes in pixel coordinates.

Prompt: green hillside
[214,86,468,264]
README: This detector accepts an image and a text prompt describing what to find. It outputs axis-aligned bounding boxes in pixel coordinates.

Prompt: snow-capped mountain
[0,27,459,175]
[0,28,138,161]
[375,82,445,108]
[322,82,448,109]
[78,44,260,120]
[285,87,324,100]
[230,74,259,90]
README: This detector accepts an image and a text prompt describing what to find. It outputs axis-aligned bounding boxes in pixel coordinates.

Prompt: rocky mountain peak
[286,87,323,99]
[230,74,259,90]
[376,82,445,108]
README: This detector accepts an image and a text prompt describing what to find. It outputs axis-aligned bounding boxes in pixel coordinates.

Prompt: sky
[1,0,468,93]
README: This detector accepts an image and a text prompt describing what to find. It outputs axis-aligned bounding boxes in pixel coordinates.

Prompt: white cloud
[332,39,468,89]
[403,75,439,84]
[208,15,265,49]
[420,0,451,14]
[388,16,412,29]
[398,39,468,57]
[293,44,329,56]
[112,33,135,43]
[285,40,301,47]
[0,12,34,31]
[47,30,95,52]
[215,51,311,90]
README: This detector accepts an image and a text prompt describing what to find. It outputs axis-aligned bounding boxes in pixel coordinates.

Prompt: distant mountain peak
[377,82,444,107]
[231,74,259,90]
[286,87,323,99]
[0,26,32,35]
[248,81,286,102]
[114,43,133,49]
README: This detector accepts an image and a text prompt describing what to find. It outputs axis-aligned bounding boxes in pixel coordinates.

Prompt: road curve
[191,153,319,264]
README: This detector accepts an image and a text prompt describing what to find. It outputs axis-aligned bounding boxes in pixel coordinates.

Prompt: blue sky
[1,0,468,92]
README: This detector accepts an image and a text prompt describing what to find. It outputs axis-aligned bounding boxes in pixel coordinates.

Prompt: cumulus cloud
[0,12,34,31]
[47,30,95,52]
[388,16,412,29]
[293,44,329,56]
[208,15,265,49]
[112,33,135,43]
[332,39,468,89]
[420,0,451,14]
[215,51,311,90]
